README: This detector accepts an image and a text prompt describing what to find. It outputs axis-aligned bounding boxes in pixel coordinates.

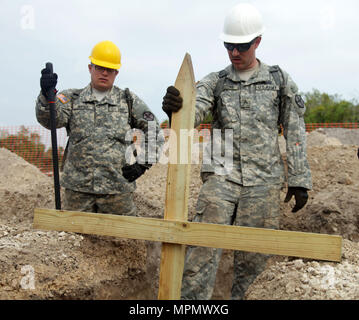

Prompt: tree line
[304,89,359,123]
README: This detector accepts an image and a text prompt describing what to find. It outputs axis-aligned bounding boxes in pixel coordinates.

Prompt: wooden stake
[158,53,196,300]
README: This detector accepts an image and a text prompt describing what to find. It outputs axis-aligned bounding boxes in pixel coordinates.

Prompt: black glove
[40,65,58,99]
[162,86,183,120]
[284,187,309,213]
[122,163,150,183]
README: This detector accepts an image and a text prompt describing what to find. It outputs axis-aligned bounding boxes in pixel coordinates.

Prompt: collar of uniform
[97,86,118,106]
[78,84,117,105]
[78,84,97,103]
[243,60,273,85]
[225,60,272,85]
[224,64,241,82]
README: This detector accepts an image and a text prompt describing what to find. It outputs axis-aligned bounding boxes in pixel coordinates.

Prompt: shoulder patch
[143,111,154,121]
[57,93,69,104]
[295,95,305,108]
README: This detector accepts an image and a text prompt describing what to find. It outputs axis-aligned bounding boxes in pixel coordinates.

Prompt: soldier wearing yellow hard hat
[36,40,163,215]
[89,40,122,70]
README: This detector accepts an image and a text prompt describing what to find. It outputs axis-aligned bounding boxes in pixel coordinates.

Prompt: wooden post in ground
[157,53,196,300]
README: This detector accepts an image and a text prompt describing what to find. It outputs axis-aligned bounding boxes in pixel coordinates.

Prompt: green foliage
[0,126,64,173]
[303,89,359,123]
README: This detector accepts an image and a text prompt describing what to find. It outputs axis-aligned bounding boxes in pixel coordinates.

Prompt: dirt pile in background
[0,148,54,225]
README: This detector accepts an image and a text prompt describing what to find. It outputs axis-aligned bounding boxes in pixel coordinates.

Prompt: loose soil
[1,128,359,300]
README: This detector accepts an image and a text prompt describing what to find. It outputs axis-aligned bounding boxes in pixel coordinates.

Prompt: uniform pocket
[70,104,94,143]
[218,90,240,128]
[253,89,280,129]
[108,106,131,142]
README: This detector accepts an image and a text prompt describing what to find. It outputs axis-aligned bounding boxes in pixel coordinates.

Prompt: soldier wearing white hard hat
[162,3,312,299]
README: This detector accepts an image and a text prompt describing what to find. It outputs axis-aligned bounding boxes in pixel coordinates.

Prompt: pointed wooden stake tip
[176,53,195,85]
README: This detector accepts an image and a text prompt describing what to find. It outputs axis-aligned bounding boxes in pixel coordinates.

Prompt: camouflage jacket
[195,61,312,189]
[36,84,163,194]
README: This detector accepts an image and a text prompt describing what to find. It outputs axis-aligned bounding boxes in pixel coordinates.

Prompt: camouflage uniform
[36,84,163,214]
[181,61,312,299]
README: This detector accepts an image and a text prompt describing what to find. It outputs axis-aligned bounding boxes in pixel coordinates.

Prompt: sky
[1,0,359,126]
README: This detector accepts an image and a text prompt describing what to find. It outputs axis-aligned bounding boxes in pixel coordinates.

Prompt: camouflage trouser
[181,174,281,300]
[63,189,137,216]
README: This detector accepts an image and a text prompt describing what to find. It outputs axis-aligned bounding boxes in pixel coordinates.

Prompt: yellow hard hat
[89,40,121,70]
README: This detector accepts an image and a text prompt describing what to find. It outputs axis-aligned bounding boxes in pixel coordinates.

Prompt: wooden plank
[158,53,196,300]
[33,208,342,262]
[164,53,196,220]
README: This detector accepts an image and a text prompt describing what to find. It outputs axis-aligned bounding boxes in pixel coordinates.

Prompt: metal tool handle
[46,62,61,210]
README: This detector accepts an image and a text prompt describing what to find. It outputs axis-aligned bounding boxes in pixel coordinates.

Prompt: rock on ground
[245,240,359,300]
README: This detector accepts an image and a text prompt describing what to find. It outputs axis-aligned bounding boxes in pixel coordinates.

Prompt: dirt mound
[306,127,359,147]
[0,148,54,225]
[0,148,51,192]
[319,128,359,145]
[0,147,202,300]
[1,127,359,300]
[307,130,342,147]
[251,130,359,300]
[281,145,359,241]
[0,222,148,299]
[245,240,359,300]
[279,127,359,152]
[0,148,151,299]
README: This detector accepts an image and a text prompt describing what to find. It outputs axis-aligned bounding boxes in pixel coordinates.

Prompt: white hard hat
[220,3,265,43]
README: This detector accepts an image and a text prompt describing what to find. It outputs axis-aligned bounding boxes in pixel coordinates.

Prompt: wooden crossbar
[33,208,342,262]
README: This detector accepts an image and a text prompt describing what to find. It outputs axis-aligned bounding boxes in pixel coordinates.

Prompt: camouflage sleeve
[129,90,164,166]
[281,72,312,190]
[35,90,73,130]
[194,72,218,128]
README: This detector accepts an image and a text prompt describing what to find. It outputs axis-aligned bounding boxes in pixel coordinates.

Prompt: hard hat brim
[220,28,265,44]
[89,56,121,70]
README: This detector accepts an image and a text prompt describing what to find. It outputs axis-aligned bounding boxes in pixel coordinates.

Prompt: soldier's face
[227,37,261,71]
[88,64,119,91]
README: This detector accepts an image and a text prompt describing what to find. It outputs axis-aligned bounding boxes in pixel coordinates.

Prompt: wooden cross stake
[157,53,196,299]
[33,53,342,300]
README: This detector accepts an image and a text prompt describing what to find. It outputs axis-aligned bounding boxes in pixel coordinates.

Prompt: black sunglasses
[224,38,257,52]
